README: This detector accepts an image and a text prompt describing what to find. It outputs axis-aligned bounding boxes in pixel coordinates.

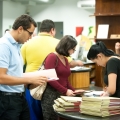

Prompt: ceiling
[2,0,56,5]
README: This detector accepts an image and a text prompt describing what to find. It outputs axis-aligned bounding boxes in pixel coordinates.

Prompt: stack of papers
[80,97,120,117]
[83,91,104,97]
[53,96,82,112]
[23,69,59,81]
[70,66,91,71]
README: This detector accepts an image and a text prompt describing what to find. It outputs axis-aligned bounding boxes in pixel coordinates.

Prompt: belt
[0,91,24,96]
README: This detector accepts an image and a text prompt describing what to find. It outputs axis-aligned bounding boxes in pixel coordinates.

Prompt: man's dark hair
[55,35,77,57]
[4,29,9,33]
[40,19,55,32]
[12,14,37,30]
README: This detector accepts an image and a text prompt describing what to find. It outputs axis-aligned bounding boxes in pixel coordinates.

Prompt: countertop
[56,111,120,120]
[55,86,120,120]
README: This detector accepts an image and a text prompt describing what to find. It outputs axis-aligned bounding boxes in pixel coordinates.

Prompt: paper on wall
[97,24,109,39]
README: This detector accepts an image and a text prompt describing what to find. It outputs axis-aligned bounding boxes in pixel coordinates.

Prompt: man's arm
[0,68,47,86]
[69,60,83,68]
[67,56,83,68]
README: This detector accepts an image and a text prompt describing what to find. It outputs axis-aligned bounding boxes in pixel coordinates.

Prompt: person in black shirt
[87,41,120,97]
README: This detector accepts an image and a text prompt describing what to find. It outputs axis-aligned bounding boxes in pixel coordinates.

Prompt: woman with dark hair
[87,41,120,98]
[41,35,84,120]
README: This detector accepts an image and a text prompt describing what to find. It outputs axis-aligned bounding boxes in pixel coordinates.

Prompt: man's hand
[30,76,47,85]
[28,76,48,89]
[76,60,84,66]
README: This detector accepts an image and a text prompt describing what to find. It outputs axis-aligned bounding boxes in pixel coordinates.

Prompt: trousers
[0,91,30,120]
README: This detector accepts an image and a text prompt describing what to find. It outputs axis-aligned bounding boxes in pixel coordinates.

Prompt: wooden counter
[69,67,91,89]
[84,62,95,80]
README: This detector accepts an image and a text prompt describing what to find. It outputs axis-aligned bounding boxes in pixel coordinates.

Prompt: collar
[38,33,53,37]
[4,32,21,48]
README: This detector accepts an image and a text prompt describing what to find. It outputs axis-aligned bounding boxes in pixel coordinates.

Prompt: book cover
[82,97,120,102]
[81,101,120,106]
[61,96,82,102]
[57,98,81,106]
[55,99,80,107]
[54,100,61,107]
[81,109,120,117]
[81,106,120,112]
[53,104,80,112]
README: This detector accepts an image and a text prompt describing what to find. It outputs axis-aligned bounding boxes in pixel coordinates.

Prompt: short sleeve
[106,58,118,75]
[67,56,72,63]
[0,44,11,68]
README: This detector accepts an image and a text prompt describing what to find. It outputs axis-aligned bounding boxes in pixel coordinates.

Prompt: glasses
[72,48,76,51]
[25,29,33,36]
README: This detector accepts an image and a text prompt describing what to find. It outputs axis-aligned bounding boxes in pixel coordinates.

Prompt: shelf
[95,38,120,40]
[94,0,120,87]
[90,13,120,17]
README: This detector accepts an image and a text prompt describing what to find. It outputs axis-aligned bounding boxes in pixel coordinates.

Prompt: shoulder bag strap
[38,53,58,70]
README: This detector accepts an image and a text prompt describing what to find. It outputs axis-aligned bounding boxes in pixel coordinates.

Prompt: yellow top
[21,33,72,72]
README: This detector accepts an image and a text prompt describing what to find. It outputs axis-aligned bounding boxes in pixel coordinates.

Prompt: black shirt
[104,58,120,97]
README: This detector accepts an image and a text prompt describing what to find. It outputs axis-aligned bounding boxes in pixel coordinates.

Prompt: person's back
[21,19,59,120]
[21,33,59,72]
[21,19,84,120]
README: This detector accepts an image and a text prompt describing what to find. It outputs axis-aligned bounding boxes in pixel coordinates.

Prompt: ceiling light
[77,0,95,9]
[38,0,49,2]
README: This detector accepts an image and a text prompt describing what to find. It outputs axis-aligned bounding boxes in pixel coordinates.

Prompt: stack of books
[83,91,104,97]
[53,96,82,112]
[80,97,120,117]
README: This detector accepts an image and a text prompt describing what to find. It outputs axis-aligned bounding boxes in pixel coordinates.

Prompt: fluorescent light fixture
[77,0,95,9]
[38,0,49,2]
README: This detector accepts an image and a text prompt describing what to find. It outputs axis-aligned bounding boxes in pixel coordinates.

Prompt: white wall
[29,0,95,37]
[3,1,26,35]
[2,0,95,37]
